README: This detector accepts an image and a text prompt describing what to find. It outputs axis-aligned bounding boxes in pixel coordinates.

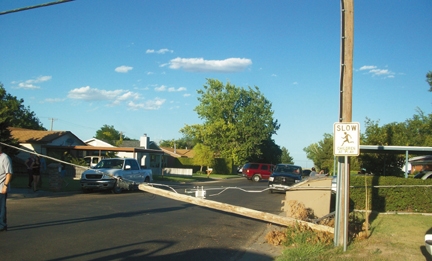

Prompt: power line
[0,0,73,16]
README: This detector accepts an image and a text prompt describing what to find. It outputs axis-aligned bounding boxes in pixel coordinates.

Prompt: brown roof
[9,127,84,144]
[160,147,195,158]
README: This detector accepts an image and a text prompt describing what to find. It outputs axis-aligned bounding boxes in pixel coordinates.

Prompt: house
[9,128,167,176]
[84,134,166,175]
[10,127,86,160]
[409,155,432,173]
[9,127,87,175]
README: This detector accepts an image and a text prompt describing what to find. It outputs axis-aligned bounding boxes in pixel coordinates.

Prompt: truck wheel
[144,176,150,183]
[252,175,261,182]
[112,182,122,194]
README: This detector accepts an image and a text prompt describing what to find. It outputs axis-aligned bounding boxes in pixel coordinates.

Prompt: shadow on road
[45,240,273,261]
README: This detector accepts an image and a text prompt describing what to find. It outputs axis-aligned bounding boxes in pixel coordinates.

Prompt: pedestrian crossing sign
[333,122,360,156]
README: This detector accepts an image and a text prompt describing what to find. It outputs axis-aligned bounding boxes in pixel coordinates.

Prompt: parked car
[414,171,432,180]
[80,158,152,193]
[268,164,302,193]
[242,162,274,182]
[84,156,104,167]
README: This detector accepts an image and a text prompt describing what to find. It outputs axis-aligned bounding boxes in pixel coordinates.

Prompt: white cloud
[359,65,395,78]
[168,87,187,92]
[67,86,140,106]
[146,48,174,54]
[359,65,377,71]
[154,85,167,92]
[127,98,166,110]
[42,98,65,103]
[115,65,133,73]
[165,57,252,73]
[183,93,191,97]
[12,75,52,89]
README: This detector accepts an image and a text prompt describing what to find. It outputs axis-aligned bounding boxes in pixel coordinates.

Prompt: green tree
[427,71,432,92]
[0,83,45,155]
[193,143,215,175]
[280,146,294,164]
[0,83,45,130]
[304,133,335,173]
[359,118,407,176]
[95,125,129,146]
[159,136,196,149]
[180,79,280,166]
[252,139,282,164]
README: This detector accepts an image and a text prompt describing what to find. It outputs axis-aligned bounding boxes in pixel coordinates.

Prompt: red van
[242,163,274,182]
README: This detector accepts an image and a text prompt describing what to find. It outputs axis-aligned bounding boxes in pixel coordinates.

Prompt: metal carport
[360,145,432,178]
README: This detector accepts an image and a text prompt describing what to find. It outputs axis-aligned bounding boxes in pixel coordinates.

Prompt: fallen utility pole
[138,184,334,234]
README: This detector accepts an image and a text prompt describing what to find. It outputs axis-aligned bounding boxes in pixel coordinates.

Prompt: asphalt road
[0,178,286,261]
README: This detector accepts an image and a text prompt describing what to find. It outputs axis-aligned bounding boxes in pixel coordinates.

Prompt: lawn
[10,174,81,192]
[275,213,432,261]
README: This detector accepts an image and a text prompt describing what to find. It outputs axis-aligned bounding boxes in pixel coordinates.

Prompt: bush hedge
[349,175,432,213]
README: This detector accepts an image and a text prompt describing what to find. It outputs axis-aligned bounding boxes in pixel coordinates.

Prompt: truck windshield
[94,159,123,169]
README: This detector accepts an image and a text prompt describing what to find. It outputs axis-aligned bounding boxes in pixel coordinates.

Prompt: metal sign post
[333,122,360,251]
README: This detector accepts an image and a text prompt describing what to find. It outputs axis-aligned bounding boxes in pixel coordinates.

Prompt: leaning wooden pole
[139,184,334,234]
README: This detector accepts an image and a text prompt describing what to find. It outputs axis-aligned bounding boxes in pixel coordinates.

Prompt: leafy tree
[251,138,282,164]
[159,136,196,149]
[359,118,407,176]
[0,83,45,130]
[180,79,280,166]
[304,133,335,173]
[280,146,294,164]
[0,83,45,155]
[193,143,214,175]
[427,71,432,92]
[95,125,129,146]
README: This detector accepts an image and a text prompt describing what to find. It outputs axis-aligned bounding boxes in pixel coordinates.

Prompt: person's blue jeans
[0,192,7,230]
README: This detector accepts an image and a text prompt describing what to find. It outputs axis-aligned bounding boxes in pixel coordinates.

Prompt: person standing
[32,156,41,192]
[0,144,13,232]
[25,154,34,188]
[309,167,317,178]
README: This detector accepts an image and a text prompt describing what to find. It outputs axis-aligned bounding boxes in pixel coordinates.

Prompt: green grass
[10,174,82,192]
[276,213,432,261]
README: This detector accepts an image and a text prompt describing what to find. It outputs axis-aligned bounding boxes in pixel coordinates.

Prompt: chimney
[140,134,149,149]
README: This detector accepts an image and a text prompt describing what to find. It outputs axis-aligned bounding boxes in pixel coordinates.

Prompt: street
[0,178,286,261]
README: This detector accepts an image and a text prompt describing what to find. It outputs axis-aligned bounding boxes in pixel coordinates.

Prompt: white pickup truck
[80,158,152,194]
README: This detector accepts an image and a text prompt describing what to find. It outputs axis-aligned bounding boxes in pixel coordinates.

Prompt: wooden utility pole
[48,118,57,131]
[138,184,334,234]
[336,0,354,250]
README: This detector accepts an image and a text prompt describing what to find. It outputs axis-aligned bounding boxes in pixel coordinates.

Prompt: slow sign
[333,122,360,156]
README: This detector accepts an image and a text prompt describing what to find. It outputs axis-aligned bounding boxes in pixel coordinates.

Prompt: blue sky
[1,0,431,167]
